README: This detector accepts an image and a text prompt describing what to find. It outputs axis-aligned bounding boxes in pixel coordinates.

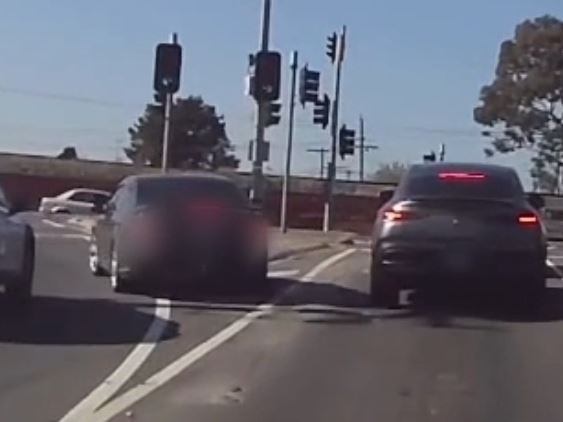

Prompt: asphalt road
[5,214,563,421]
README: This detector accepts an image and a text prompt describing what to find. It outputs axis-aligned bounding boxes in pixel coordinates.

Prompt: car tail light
[382,208,419,222]
[439,172,486,181]
[518,213,540,226]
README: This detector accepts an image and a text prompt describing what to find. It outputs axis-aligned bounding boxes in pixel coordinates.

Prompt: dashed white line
[60,298,172,422]
[88,248,357,422]
[35,233,90,241]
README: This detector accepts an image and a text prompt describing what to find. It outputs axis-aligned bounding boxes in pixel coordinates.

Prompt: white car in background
[39,188,111,215]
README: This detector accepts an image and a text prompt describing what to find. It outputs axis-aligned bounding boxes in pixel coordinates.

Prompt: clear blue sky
[0,0,562,184]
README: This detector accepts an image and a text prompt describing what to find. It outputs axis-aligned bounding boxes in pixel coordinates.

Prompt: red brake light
[518,213,539,226]
[439,172,486,181]
[383,207,421,222]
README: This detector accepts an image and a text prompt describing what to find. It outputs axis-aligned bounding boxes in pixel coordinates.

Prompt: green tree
[126,96,239,169]
[474,15,563,191]
[371,162,409,184]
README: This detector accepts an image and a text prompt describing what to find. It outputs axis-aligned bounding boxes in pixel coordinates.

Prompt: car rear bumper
[122,241,266,285]
[374,240,546,288]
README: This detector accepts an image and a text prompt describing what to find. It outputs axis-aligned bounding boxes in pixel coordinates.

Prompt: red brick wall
[0,173,380,234]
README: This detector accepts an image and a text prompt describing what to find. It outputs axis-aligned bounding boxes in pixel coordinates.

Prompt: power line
[0,85,141,109]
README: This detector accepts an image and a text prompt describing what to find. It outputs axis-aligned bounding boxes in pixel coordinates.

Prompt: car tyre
[89,233,108,277]
[110,244,134,294]
[514,274,546,315]
[6,228,35,304]
[370,258,399,309]
[242,255,269,296]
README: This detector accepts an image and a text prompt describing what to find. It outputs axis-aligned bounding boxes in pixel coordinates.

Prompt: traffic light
[423,152,436,163]
[339,124,356,158]
[313,94,331,129]
[299,65,321,107]
[254,51,282,102]
[154,43,182,94]
[265,102,282,127]
[326,33,337,63]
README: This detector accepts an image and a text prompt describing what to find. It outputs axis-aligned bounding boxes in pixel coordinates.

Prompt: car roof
[122,172,236,186]
[409,162,516,178]
[64,188,111,196]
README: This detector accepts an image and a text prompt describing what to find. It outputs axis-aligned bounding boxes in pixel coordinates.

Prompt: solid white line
[42,218,66,229]
[60,298,172,422]
[267,269,300,278]
[547,259,563,279]
[90,248,357,422]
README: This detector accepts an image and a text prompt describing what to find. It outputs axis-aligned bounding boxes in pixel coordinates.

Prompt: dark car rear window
[137,178,245,207]
[404,171,523,200]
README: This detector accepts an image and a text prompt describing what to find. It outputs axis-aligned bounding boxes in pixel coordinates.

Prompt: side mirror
[527,193,545,211]
[379,189,395,205]
[91,203,106,214]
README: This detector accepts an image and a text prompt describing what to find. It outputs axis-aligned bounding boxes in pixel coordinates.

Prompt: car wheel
[89,234,107,276]
[370,258,399,309]
[6,229,35,304]
[242,255,269,295]
[110,245,133,294]
[514,274,546,314]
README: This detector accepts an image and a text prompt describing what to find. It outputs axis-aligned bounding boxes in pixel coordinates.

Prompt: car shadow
[404,287,563,325]
[0,295,179,345]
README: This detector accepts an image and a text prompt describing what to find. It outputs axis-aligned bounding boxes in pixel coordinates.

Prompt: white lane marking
[547,259,563,279]
[267,269,299,278]
[35,233,90,241]
[89,248,357,422]
[60,298,172,422]
[42,218,66,229]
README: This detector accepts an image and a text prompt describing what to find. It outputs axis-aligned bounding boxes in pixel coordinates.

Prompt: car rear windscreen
[138,178,245,207]
[404,171,523,200]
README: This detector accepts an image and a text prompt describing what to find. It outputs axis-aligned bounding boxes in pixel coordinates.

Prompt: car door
[65,191,98,214]
[96,187,123,269]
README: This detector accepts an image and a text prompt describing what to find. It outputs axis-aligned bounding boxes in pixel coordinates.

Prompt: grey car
[0,185,35,302]
[370,163,547,309]
[89,173,268,294]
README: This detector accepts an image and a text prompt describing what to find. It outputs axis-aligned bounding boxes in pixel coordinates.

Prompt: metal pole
[251,0,272,204]
[280,51,298,234]
[359,115,365,182]
[161,93,172,172]
[323,25,346,233]
[320,149,326,179]
[161,33,178,173]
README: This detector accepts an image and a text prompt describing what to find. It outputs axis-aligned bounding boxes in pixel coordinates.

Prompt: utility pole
[359,115,365,182]
[439,143,446,162]
[251,0,272,204]
[307,148,329,179]
[280,51,298,234]
[324,25,346,233]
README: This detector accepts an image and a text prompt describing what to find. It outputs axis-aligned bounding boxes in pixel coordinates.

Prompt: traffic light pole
[280,51,298,234]
[160,33,179,173]
[161,92,172,172]
[251,0,272,204]
[323,26,346,233]
[359,115,365,182]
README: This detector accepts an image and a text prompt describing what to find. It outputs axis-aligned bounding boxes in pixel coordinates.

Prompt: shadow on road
[0,295,179,345]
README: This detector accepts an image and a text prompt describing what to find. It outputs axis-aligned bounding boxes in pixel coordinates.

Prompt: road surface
[3,215,563,421]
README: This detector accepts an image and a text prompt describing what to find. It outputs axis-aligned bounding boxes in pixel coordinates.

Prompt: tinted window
[404,171,523,200]
[70,192,97,203]
[137,178,245,207]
